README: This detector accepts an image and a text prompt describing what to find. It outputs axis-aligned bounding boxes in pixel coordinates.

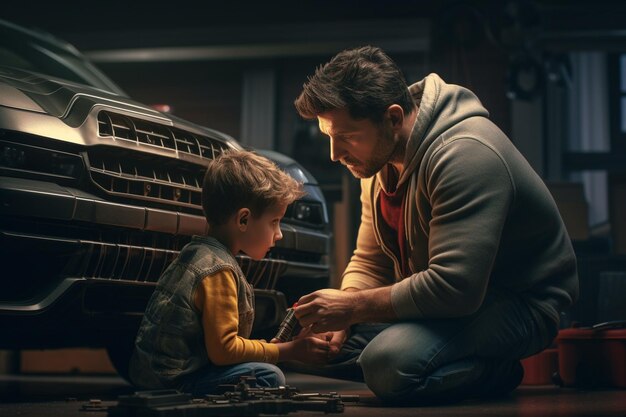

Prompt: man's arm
[389,139,515,318]
[295,286,396,333]
[295,177,397,333]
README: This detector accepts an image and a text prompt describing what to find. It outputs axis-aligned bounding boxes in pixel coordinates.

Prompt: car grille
[97,111,228,159]
[1,225,307,297]
[91,110,233,211]
[78,238,288,288]
[238,256,287,290]
[87,148,205,211]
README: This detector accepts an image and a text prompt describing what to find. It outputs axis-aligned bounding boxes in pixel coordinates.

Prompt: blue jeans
[180,362,285,396]
[292,288,556,404]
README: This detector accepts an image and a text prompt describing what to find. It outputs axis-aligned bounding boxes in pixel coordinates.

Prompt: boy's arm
[194,270,279,366]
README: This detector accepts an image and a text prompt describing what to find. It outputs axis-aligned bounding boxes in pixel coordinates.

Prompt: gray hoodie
[341,73,578,326]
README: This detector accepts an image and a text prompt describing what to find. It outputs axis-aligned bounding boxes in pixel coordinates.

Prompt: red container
[557,328,626,388]
[521,348,559,385]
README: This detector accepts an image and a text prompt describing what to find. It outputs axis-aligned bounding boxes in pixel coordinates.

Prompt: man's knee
[359,341,425,400]
[360,351,523,404]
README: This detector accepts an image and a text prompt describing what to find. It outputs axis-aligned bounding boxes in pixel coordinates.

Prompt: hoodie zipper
[404,174,416,274]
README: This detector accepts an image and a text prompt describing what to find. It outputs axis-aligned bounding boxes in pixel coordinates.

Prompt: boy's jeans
[292,288,556,404]
[180,362,285,396]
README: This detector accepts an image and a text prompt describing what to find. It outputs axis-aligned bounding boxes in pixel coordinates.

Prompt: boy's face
[239,202,287,260]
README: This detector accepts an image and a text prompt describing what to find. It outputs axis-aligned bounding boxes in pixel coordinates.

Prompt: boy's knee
[253,363,286,387]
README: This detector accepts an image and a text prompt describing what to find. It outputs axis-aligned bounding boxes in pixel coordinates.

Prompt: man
[292,46,578,404]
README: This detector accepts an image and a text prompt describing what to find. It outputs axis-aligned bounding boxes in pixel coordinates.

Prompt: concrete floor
[0,372,625,417]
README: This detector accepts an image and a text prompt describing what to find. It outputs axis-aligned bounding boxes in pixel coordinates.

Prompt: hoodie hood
[397,73,490,186]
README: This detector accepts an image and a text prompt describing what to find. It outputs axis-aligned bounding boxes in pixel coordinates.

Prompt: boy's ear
[237,208,250,231]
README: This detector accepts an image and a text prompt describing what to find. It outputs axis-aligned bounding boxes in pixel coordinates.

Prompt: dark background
[5,0,626,303]
[5,0,626,33]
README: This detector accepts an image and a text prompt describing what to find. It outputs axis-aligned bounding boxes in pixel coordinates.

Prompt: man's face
[317,108,397,179]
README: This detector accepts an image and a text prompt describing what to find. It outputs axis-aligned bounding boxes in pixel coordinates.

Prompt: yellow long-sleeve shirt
[193,270,279,366]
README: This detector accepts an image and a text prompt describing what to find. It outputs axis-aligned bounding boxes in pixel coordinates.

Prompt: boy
[129,149,331,395]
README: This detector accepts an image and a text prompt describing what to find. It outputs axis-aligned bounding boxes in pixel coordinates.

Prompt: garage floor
[0,372,625,417]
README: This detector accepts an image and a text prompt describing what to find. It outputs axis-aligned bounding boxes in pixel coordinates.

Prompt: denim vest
[129,235,255,389]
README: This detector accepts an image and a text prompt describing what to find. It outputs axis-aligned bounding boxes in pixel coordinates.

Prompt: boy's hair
[201,149,305,225]
[294,45,415,123]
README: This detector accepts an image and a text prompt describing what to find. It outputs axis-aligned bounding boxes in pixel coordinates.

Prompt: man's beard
[345,128,399,179]
[345,163,370,179]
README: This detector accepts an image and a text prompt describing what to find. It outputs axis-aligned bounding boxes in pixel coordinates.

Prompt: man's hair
[201,149,305,225]
[294,45,415,123]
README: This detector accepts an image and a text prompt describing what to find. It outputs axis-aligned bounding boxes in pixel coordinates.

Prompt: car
[0,18,330,379]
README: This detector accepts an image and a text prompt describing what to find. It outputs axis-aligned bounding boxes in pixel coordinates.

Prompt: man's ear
[237,208,250,231]
[386,104,404,130]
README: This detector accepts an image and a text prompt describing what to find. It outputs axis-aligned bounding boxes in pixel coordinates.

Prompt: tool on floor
[107,374,358,416]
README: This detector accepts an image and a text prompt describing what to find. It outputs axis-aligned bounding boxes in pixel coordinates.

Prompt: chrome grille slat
[97,111,227,159]
[172,130,199,155]
[89,164,201,191]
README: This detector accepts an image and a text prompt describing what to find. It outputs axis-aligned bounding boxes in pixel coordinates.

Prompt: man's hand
[295,286,396,334]
[294,289,359,333]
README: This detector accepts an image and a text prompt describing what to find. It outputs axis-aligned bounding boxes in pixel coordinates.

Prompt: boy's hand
[269,325,332,344]
[276,336,331,363]
[294,326,344,359]
[327,329,348,359]
[291,336,331,363]
[293,325,332,340]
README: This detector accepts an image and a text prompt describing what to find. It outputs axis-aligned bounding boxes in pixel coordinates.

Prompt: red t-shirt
[379,183,409,277]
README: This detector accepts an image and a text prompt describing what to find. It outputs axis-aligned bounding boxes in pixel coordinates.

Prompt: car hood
[0,65,239,144]
[256,149,318,185]
[0,64,318,186]
[0,65,148,118]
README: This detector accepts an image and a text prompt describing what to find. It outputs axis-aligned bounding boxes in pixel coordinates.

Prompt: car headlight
[290,200,324,226]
